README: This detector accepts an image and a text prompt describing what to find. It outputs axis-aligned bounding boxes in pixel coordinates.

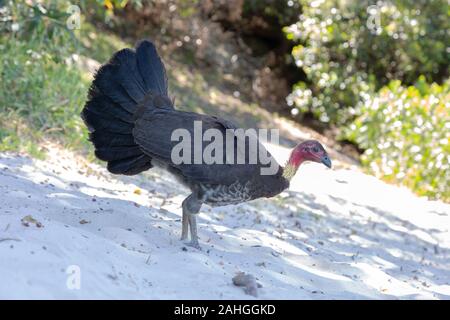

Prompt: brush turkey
[81,40,331,249]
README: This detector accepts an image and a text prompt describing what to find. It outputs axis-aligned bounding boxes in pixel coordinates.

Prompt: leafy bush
[0,1,90,154]
[86,0,143,24]
[0,1,79,57]
[346,77,450,201]
[241,0,301,29]
[285,0,449,125]
[0,1,133,157]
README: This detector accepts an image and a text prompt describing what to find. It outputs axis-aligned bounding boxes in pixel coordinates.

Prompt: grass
[0,5,130,159]
[0,43,83,157]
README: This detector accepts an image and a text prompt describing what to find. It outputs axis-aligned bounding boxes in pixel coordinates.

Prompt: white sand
[0,144,449,299]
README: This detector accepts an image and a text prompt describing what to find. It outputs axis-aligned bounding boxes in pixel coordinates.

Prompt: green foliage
[346,78,450,201]
[88,0,143,23]
[0,0,79,57]
[0,1,90,154]
[0,40,89,146]
[285,0,449,125]
[242,0,301,28]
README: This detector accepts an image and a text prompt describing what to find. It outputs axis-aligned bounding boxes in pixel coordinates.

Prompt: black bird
[81,40,332,249]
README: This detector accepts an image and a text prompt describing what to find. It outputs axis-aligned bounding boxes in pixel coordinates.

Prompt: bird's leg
[181,210,189,241]
[181,193,202,249]
[188,214,200,249]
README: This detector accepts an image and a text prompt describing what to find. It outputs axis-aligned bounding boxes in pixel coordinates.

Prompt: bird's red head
[283,140,331,180]
[289,140,332,168]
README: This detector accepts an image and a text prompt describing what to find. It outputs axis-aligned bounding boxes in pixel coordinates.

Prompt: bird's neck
[283,146,306,181]
[282,145,307,181]
[282,159,303,181]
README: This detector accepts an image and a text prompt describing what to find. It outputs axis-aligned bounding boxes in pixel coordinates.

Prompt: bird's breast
[199,181,253,207]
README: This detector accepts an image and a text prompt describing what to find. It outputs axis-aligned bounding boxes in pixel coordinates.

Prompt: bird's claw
[184,240,202,250]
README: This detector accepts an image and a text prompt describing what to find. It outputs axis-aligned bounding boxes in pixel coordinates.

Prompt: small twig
[145,251,152,265]
[0,238,21,243]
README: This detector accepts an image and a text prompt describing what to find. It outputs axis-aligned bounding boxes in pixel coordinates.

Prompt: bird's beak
[321,155,332,168]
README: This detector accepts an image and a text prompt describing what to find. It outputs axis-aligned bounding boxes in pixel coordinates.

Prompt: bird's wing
[133,109,269,185]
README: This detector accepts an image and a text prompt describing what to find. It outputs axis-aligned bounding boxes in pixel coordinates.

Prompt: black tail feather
[108,49,147,102]
[84,95,134,123]
[81,40,170,175]
[95,146,143,162]
[82,108,132,134]
[88,131,136,149]
[108,154,153,175]
[91,65,137,113]
[136,40,168,95]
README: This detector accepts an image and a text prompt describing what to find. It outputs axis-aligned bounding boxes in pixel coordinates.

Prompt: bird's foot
[184,240,202,250]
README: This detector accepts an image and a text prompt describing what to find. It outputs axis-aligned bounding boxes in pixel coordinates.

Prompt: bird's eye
[312,147,319,153]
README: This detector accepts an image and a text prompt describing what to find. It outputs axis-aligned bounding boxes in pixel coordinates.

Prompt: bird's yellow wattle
[282,163,298,181]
